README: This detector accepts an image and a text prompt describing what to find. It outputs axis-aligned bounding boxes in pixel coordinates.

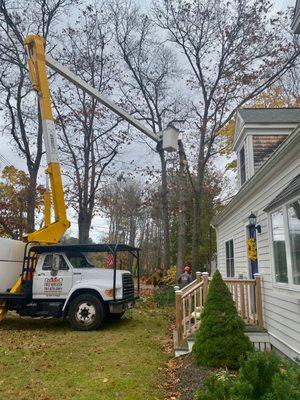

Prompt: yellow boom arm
[24,35,70,243]
[0,36,69,315]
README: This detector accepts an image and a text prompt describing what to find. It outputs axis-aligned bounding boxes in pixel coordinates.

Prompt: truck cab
[0,242,140,330]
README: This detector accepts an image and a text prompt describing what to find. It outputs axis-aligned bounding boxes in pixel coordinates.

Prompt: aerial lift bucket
[162,125,179,152]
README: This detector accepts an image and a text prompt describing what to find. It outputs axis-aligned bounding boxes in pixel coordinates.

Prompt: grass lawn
[0,307,170,400]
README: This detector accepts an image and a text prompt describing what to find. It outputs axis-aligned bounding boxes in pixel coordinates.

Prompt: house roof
[238,108,300,124]
[233,108,300,149]
[264,174,300,212]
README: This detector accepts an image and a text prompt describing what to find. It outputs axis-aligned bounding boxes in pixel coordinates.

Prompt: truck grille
[122,274,134,299]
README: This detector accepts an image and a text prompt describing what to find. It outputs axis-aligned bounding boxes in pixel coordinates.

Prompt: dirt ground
[164,353,214,400]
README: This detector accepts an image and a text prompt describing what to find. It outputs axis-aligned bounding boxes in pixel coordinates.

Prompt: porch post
[202,272,209,303]
[196,271,202,283]
[174,286,184,346]
[254,273,264,331]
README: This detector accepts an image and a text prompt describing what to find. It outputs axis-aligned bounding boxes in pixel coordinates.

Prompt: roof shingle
[238,108,300,124]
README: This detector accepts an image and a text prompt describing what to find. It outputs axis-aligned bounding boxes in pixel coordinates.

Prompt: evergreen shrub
[193,270,253,369]
[197,351,300,400]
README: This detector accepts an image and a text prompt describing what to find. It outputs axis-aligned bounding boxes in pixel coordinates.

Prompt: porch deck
[174,272,264,354]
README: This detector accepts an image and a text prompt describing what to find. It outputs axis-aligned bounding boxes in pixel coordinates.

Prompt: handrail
[223,278,256,283]
[181,281,203,298]
[180,272,202,294]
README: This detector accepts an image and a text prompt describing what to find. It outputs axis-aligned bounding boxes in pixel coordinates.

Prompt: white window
[287,200,300,285]
[270,197,300,289]
[271,210,288,283]
[226,240,235,277]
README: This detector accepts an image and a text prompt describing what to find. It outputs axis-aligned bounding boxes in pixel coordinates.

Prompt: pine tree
[193,270,253,369]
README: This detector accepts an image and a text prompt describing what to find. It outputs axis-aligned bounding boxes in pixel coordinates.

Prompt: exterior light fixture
[248,212,261,233]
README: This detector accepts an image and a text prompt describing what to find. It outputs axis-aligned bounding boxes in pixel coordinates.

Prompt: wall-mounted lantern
[248,212,261,233]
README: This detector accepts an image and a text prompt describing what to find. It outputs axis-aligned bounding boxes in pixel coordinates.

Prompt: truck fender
[62,284,105,312]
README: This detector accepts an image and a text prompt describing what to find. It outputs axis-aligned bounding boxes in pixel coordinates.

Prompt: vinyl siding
[216,150,300,360]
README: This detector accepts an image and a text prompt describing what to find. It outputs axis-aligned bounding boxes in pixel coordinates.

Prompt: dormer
[233,108,300,189]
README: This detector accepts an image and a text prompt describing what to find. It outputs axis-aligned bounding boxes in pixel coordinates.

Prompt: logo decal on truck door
[44,277,63,293]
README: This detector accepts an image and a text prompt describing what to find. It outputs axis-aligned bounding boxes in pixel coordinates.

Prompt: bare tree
[110,0,185,271]
[53,4,123,243]
[101,180,142,246]
[154,0,300,272]
[0,0,75,232]
[176,139,189,275]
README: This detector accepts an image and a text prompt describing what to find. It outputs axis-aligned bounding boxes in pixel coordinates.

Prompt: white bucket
[162,125,179,152]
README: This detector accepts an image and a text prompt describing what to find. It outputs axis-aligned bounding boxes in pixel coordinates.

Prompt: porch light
[248,212,261,233]
[248,213,257,226]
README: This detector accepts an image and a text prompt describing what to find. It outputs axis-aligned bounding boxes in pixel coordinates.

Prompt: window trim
[240,146,246,186]
[269,194,300,291]
[225,239,235,278]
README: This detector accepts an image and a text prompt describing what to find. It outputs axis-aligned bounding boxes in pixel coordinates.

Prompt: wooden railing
[174,272,263,347]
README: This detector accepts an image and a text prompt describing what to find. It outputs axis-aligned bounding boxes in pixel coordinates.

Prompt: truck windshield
[66,253,95,269]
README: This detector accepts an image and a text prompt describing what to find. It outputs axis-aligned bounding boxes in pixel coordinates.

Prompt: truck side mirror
[51,254,60,276]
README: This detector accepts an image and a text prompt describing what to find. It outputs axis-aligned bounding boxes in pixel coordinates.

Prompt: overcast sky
[0,0,297,240]
[276,0,294,9]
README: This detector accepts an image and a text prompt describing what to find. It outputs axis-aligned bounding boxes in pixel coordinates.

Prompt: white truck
[0,238,139,330]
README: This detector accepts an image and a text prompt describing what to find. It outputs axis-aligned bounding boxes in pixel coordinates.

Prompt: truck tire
[68,294,104,331]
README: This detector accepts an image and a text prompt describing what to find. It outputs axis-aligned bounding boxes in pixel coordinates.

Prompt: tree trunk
[191,122,207,275]
[27,171,38,233]
[157,145,170,271]
[78,211,92,243]
[177,140,188,277]
[18,197,24,239]
[128,214,136,269]
[191,171,205,275]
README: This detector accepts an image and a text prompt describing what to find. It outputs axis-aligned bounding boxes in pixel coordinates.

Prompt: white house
[213,108,300,361]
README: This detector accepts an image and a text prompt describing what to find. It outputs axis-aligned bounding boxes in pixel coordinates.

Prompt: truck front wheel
[68,294,104,331]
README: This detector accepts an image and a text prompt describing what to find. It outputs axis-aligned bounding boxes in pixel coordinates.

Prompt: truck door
[33,254,73,299]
